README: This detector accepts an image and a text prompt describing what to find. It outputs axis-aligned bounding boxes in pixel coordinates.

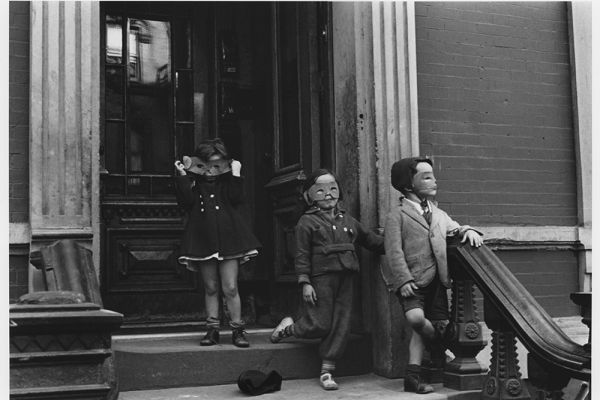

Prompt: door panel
[266,3,333,319]
[100,3,206,325]
[99,2,333,327]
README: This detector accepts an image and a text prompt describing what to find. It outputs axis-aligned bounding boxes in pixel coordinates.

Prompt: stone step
[119,373,482,400]
[113,329,372,391]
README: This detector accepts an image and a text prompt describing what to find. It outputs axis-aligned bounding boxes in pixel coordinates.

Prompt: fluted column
[340,1,419,377]
[371,1,420,215]
[29,2,101,289]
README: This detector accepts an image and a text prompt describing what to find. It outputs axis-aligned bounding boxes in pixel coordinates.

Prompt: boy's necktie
[420,199,432,225]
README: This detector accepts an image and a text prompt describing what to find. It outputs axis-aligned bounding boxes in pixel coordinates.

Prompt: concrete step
[113,329,372,391]
[119,373,481,400]
[118,373,589,400]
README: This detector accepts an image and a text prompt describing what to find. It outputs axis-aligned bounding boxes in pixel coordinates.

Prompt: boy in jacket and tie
[381,157,482,394]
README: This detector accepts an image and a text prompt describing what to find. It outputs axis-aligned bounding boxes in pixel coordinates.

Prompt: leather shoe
[232,327,250,348]
[200,328,219,346]
[404,373,434,394]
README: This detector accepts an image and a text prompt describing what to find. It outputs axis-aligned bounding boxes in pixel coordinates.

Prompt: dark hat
[391,157,433,192]
[237,370,282,396]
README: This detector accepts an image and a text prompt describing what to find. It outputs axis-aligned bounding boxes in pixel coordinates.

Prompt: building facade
[9,1,591,376]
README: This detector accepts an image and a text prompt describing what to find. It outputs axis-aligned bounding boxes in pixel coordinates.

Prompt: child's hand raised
[231,159,242,176]
[302,283,318,306]
[174,160,187,176]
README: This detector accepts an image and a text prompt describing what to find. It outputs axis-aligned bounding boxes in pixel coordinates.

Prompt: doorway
[99,2,333,329]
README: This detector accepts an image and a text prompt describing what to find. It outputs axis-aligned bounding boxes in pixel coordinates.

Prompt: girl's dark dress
[174,172,261,266]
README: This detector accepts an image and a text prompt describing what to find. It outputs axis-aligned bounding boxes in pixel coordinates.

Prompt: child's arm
[173,161,196,209]
[355,220,385,254]
[226,160,245,206]
[294,220,312,285]
[381,212,415,293]
[294,220,318,305]
[441,210,483,247]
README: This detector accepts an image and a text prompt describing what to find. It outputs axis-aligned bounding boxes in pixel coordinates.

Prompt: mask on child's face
[307,181,340,202]
[182,156,231,176]
[411,162,437,198]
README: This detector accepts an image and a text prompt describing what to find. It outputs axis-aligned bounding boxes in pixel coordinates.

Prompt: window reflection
[106,15,123,64]
[127,18,172,174]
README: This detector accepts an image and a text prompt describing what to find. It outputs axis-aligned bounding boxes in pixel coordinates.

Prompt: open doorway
[100,1,333,331]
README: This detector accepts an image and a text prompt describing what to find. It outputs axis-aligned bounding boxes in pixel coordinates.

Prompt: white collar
[403,197,431,215]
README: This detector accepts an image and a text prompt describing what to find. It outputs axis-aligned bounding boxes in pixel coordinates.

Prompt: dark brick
[10,183,29,199]
[9,54,29,71]
[10,26,30,42]
[10,212,29,224]
[10,69,30,85]
[9,41,29,58]
[9,6,30,28]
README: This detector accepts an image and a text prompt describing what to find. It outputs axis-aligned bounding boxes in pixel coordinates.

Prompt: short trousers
[397,277,449,321]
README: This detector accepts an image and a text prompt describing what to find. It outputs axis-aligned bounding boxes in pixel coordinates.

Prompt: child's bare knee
[405,310,426,329]
[221,284,239,299]
[203,281,219,296]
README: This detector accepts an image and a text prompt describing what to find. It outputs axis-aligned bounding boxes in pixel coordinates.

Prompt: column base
[444,371,486,391]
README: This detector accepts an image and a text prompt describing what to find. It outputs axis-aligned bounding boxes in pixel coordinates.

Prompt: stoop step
[119,374,482,400]
[113,329,372,391]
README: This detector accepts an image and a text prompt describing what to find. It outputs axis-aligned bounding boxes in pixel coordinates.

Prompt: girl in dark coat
[174,138,261,347]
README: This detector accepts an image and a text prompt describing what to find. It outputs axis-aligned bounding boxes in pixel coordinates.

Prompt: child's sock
[206,316,220,329]
[320,360,336,376]
[319,361,338,390]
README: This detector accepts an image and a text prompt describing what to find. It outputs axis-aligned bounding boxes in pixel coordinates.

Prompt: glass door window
[103,13,193,198]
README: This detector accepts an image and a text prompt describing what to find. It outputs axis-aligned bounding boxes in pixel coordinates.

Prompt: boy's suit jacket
[381,197,477,292]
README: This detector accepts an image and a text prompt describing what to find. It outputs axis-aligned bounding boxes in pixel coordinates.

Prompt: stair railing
[442,238,591,400]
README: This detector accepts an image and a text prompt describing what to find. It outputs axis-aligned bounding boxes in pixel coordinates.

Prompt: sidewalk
[119,374,479,400]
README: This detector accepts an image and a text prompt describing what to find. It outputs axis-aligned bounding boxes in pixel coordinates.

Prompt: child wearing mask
[381,157,482,394]
[270,169,384,390]
[174,138,261,348]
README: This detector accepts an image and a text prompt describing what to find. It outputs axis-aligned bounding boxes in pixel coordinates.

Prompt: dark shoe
[404,365,434,394]
[232,327,250,348]
[200,328,219,346]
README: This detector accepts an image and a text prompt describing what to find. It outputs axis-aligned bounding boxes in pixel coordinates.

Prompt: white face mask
[411,162,437,198]
[307,182,340,201]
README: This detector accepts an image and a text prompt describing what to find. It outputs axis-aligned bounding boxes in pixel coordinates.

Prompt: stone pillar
[29,2,101,290]
[568,2,592,292]
[337,1,420,377]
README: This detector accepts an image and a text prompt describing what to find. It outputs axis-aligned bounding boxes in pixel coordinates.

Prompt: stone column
[336,1,420,377]
[29,2,101,290]
[567,3,592,293]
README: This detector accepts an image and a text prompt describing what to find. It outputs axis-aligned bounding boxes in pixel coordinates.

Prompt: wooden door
[98,2,332,327]
[264,2,334,319]
[100,2,210,326]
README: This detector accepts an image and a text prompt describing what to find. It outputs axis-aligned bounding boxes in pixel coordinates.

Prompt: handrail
[447,239,591,381]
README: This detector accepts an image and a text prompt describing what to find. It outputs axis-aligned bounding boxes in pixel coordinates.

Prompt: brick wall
[10,2,30,303]
[474,249,579,318]
[10,248,29,303]
[415,2,577,226]
[9,1,30,224]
